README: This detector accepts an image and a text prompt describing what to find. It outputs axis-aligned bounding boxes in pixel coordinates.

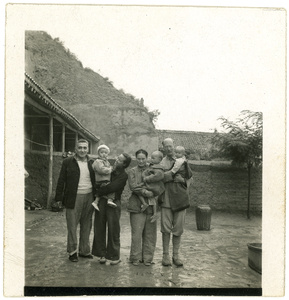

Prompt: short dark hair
[135,149,148,158]
[122,153,132,168]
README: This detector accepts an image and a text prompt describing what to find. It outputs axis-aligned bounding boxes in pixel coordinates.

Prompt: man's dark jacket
[55,155,96,209]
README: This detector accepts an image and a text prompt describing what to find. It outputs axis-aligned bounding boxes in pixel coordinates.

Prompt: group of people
[54,137,192,267]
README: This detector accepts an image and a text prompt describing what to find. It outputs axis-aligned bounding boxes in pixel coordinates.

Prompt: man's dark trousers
[92,198,121,260]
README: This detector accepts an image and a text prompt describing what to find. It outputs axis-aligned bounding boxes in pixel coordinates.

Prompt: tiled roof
[157,129,214,152]
[25,73,100,142]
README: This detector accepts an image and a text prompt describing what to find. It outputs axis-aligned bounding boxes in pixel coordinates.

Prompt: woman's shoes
[99,257,121,265]
[99,257,107,264]
[79,253,93,259]
[110,259,121,265]
[69,253,78,262]
[131,260,155,266]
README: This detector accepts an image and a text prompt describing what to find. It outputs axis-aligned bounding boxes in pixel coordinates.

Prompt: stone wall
[25,152,262,213]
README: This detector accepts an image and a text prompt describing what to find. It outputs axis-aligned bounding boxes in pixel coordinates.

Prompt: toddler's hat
[97,144,110,154]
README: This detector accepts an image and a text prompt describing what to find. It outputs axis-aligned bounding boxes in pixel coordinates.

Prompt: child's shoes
[107,199,117,208]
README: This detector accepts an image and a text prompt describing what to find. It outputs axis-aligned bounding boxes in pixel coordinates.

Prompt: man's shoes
[132,261,139,266]
[69,253,78,262]
[172,256,183,267]
[144,261,153,266]
[92,202,99,211]
[162,254,172,266]
[107,199,117,208]
[99,257,107,264]
[110,259,121,265]
[79,253,93,259]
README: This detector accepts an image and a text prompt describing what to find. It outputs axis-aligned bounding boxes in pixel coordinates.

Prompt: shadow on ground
[25,208,261,289]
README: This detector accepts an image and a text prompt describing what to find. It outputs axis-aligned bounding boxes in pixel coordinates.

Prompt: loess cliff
[25,31,158,156]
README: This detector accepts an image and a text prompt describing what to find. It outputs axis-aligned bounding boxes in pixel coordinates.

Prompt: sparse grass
[25,31,156,146]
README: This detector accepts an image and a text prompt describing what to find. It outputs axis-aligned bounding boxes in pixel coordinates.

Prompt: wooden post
[47,115,53,208]
[88,140,91,154]
[75,132,78,147]
[247,164,252,220]
[62,124,65,152]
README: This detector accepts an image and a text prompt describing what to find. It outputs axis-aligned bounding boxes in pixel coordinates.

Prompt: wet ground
[25,208,261,290]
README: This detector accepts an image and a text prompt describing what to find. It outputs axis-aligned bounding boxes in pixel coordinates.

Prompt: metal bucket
[247,243,262,274]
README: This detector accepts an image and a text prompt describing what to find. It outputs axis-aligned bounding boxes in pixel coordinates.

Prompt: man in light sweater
[55,139,96,262]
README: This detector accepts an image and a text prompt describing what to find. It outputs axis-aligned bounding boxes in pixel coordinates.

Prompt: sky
[8,3,285,133]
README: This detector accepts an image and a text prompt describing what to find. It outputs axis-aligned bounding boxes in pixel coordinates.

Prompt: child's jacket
[92,157,112,182]
[142,163,165,196]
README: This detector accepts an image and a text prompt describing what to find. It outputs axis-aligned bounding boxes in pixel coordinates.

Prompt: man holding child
[55,137,191,268]
[159,138,192,267]
[55,139,131,266]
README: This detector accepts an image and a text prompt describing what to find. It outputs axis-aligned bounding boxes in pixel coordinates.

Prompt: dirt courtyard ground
[25,208,261,295]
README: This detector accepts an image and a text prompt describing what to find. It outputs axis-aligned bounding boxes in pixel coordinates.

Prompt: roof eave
[25,72,100,143]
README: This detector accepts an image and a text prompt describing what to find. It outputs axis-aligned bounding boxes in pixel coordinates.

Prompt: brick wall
[25,151,64,207]
[25,152,262,213]
[188,163,262,214]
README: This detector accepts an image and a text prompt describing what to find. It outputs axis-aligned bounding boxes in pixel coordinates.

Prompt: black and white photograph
[3,1,286,297]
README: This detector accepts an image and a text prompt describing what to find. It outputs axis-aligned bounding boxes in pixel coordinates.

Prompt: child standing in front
[139,150,165,223]
[91,144,116,211]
